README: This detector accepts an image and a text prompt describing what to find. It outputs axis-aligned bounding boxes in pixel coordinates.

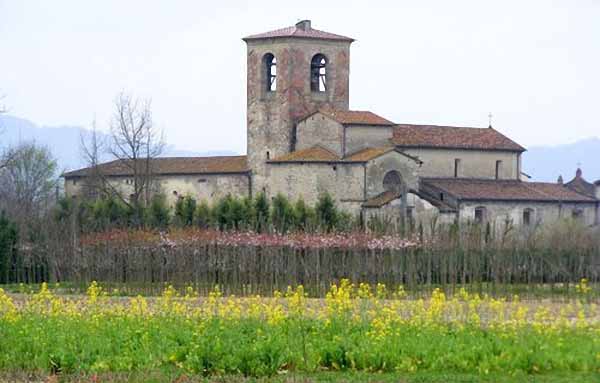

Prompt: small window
[332,165,337,171]
[197,178,207,183]
[439,193,444,201]
[72,179,78,185]
[310,54,327,92]
[173,190,178,196]
[572,209,583,221]
[474,207,486,224]
[266,151,270,160]
[264,53,276,92]
[523,208,533,226]
[454,159,461,178]
[495,160,503,179]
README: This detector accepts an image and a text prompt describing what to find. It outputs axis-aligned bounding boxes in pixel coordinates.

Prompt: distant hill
[1,114,598,183]
[522,138,600,183]
[0,115,238,173]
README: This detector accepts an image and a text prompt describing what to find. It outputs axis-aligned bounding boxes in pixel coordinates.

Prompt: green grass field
[0,281,598,382]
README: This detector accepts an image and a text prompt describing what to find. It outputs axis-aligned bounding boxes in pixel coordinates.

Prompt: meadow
[0,280,599,382]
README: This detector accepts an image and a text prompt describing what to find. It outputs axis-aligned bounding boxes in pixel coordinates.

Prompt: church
[64,20,600,228]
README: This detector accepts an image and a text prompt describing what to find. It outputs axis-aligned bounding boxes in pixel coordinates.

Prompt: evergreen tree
[271,193,294,233]
[194,200,213,229]
[148,194,171,229]
[0,212,18,284]
[174,195,197,227]
[254,192,270,232]
[315,193,338,232]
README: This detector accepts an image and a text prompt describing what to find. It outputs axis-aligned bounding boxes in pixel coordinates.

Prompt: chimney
[296,20,311,31]
[557,175,563,184]
[576,168,583,178]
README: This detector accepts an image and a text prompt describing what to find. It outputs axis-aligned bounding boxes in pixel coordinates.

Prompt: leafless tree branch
[107,92,164,207]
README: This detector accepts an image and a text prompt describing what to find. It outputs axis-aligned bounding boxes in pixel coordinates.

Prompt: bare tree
[108,92,164,207]
[0,142,59,224]
[79,119,107,199]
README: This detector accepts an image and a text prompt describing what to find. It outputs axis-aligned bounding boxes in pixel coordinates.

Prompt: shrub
[271,194,294,233]
[293,198,313,232]
[215,195,235,230]
[54,197,75,223]
[229,197,247,230]
[335,211,357,233]
[174,195,197,227]
[147,194,171,229]
[240,196,256,230]
[315,193,338,232]
[254,192,270,233]
[194,200,213,229]
[90,196,129,230]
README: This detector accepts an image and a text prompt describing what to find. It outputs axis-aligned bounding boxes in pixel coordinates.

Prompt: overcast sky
[1,0,599,155]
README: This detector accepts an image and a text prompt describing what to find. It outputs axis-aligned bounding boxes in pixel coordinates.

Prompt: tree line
[55,191,359,234]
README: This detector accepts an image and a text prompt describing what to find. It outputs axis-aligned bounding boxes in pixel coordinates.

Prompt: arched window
[264,53,276,92]
[310,54,327,92]
[383,170,403,193]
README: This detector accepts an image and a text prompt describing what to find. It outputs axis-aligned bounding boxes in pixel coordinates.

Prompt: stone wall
[295,113,343,156]
[266,162,364,214]
[345,125,394,155]
[365,151,420,199]
[246,38,351,194]
[401,148,519,180]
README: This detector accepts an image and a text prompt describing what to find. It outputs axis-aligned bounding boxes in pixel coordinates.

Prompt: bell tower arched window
[264,53,276,92]
[310,54,327,92]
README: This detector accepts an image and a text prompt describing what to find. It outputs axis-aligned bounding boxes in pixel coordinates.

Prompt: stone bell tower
[243,20,354,194]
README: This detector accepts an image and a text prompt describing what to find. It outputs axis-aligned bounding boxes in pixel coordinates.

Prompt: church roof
[422,178,597,203]
[362,191,401,208]
[565,168,596,198]
[392,124,525,152]
[343,146,397,161]
[316,109,395,126]
[267,146,339,162]
[63,156,249,178]
[243,20,354,42]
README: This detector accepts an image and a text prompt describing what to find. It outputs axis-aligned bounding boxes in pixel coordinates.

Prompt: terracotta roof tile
[423,178,597,202]
[343,146,396,161]
[393,124,525,152]
[268,146,339,162]
[362,191,401,208]
[319,109,395,126]
[63,156,249,177]
[243,21,354,42]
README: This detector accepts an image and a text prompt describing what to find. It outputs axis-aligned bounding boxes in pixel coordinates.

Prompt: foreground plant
[0,281,598,378]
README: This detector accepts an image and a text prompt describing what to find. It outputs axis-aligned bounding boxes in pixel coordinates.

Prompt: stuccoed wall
[458,201,598,228]
[155,174,250,205]
[64,173,250,206]
[401,148,519,180]
[345,125,394,155]
[266,162,364,214]
[246,38,351,194]
[296,114,343,156]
